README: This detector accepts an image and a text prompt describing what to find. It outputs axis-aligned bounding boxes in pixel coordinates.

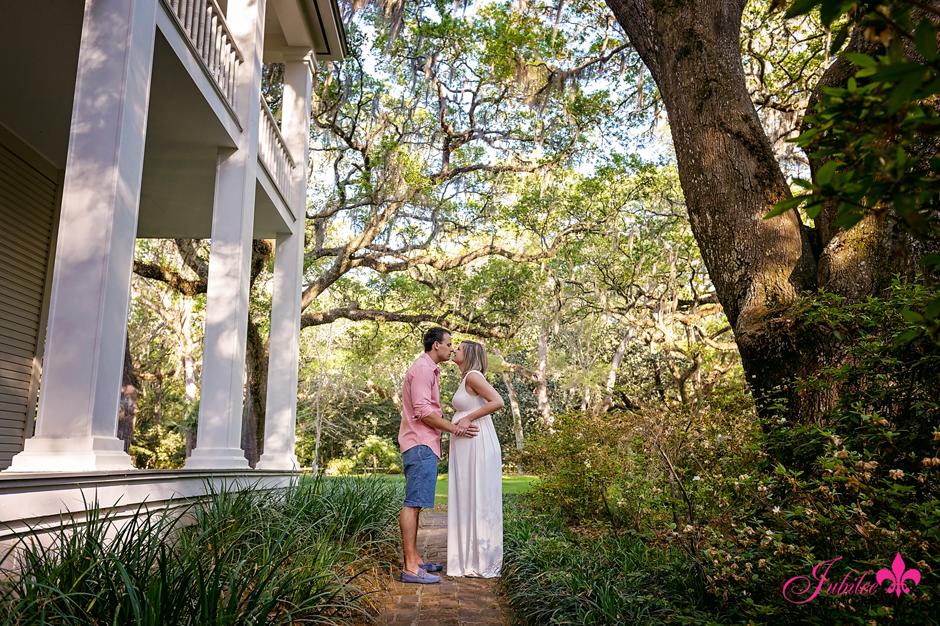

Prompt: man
[398,327,479,583]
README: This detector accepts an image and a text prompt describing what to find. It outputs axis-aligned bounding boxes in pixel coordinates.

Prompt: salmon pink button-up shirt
[398,353,443,458]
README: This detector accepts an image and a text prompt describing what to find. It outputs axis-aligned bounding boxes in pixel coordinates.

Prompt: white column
[186,0,267,469]
[6,0,157,472]
[257,57,312,471]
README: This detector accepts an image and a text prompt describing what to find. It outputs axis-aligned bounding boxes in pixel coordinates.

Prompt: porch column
[186,0,267,469]
[6,0,157,472]
[257,56,312,471]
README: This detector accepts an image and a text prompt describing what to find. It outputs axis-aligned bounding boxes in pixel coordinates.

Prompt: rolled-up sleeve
[411,367,438,420]
[399,355,444,457]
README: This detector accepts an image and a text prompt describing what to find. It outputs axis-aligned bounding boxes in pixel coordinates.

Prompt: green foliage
[506,282,940,624]
[0,477,403,625]
[500,497,709,625]
[519,385,759,534]
[769,0,940,341]
[326,457,359,476]
[679,281,940,623]
[129,423,186,469]
[355,435,402,473]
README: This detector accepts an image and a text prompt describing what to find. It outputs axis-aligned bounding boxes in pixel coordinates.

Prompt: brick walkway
[380,511,510,625]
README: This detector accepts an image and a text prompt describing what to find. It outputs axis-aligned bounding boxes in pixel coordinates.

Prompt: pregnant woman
[447,340,505,577]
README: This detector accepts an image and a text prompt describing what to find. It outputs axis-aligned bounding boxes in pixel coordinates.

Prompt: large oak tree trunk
[602,0,905,420]
[241,318,269,467]
[240,240,274,467]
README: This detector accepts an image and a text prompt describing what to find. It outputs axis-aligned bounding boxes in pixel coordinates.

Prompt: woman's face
[453,343,466,367]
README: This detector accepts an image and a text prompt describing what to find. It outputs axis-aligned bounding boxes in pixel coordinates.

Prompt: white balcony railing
[166,0,243,107]
[258,97,296,205]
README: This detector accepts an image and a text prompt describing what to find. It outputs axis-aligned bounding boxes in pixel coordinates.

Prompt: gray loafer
[401,568,441,584]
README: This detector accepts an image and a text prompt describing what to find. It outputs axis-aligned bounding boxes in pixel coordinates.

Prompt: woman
[447,340,505,578]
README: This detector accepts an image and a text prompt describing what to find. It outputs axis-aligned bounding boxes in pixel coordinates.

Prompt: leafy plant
[0,477,403,625]
[768,0,940,343]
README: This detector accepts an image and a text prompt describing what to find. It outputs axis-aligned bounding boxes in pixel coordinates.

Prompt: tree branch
[133,261,207,296]
[300,307,518,339]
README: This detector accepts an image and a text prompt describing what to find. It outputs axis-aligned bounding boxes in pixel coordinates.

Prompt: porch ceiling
[137,29,233,239]
[137,30,292,239]
[265,0,348,63]
[0,0,84,170]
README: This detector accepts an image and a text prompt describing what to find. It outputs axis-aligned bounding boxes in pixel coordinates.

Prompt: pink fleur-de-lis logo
[876,553,921,597]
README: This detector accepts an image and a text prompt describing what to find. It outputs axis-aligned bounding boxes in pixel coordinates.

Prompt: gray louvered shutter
[0,143,56,469]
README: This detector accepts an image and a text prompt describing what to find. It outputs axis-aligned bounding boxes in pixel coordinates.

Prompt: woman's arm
[460,371,505,422]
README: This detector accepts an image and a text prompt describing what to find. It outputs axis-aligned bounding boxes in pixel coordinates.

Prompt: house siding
[0,140,56,470]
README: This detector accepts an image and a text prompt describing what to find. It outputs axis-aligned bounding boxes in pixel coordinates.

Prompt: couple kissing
[398,327,505,583]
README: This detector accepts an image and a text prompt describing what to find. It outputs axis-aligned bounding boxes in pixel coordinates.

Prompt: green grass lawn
[435,474,539,506]
[356,472,539,507]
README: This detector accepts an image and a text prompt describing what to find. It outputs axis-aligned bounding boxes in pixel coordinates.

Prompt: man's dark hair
[423,327,451,352]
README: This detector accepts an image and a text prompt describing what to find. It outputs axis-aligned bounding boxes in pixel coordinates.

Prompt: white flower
[693,475,701,481]
[765,530,774,536]
[772,506,781,515]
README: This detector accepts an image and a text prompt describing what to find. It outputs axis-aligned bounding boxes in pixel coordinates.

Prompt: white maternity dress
[447,370,503,578]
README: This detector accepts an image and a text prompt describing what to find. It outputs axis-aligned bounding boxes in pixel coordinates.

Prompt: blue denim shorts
[402,445,438,508]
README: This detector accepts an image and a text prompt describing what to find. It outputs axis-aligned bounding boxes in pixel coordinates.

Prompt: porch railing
[258,97,296,205]
[166,0,243,107]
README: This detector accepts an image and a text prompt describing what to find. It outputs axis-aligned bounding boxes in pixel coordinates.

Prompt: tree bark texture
[501,372,525,474]
[536,322,553,427]
[597,329,632,414]
[118,335,140,454]
[240,318,269,467]
[239,240,274,467]
[602,0,921,420]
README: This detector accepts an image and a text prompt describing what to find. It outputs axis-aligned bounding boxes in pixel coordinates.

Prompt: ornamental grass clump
[0,476,403,625]
[499,497,707,625]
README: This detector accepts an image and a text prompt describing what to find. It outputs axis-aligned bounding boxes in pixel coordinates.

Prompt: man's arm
[421,413,479,438]
[410,366,480,438]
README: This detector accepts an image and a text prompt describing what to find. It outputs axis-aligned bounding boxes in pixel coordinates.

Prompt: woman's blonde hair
[460,340,488,375]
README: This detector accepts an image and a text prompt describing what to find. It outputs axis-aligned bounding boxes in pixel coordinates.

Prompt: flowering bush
[699,283,940,623]
[518,384,760,538]
[504,283,940,624]
[326,457,358,475]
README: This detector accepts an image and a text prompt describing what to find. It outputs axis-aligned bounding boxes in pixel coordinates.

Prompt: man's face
[432,334,453,363]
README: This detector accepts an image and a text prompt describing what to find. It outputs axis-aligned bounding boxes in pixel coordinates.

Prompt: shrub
[519,383,760,536]
[505,282,940,625]
[355,435,402,473]
[129,424,187,469]
[696,283,940,623]
[326,457,359,475]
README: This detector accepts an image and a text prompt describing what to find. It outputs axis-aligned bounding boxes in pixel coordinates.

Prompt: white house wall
[0,0,342,479]
[0,129,60,470]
